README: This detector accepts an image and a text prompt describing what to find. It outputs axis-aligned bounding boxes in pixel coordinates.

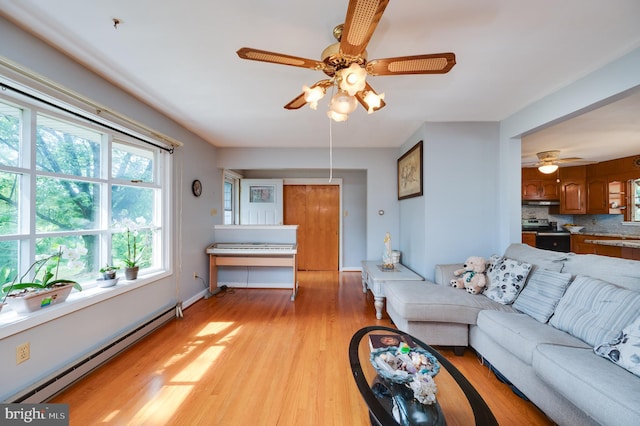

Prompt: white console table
[361,261,424,319]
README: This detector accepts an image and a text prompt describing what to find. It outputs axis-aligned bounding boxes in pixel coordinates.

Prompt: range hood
[522,200,560,206]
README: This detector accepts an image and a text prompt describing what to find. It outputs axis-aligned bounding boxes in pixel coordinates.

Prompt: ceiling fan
[529,150,588,174]
[236,0,456,122]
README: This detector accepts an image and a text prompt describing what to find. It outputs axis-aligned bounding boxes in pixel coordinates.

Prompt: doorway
[284,185,340,271]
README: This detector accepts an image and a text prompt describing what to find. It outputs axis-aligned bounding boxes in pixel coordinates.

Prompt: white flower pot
[5,284,74,314]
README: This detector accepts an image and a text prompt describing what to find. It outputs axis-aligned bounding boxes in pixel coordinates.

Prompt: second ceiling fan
[236,0,456,121]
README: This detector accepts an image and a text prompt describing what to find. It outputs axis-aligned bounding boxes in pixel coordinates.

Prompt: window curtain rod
[1,81,174,154]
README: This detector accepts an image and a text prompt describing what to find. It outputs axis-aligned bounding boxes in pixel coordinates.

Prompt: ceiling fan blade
[237,47,326,71]
[556,157,584,163]
[355,82,386,112]
[367,53,456,76]
[340,0,389,57]
[284,93,308,110]
[284,80,333,110]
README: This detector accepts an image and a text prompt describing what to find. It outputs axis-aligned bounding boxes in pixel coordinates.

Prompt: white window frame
[0,84,173,337]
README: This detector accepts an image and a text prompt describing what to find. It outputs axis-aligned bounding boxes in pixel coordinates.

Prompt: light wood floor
[51,271,554,425]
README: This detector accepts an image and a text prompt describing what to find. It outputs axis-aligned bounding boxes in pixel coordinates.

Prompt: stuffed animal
[450,256,487,295]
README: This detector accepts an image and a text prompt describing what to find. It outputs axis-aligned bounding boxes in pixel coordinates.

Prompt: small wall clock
[192,179,202,197]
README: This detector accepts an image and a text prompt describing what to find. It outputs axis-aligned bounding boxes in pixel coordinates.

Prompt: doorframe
[283,178,343,271]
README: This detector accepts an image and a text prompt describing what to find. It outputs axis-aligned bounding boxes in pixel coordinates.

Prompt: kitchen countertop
[584,239,640,249]
[570,231,640,239]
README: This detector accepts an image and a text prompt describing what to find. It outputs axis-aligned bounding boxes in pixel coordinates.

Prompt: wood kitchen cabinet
[559,166,586,214]
[586,178,608,214]
[571,234,596,254]
[522,168,559,200]
[522,232,536,247]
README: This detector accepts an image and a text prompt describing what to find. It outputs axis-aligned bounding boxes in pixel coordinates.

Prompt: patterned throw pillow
[513,268,573,323]
[594,315,640,377]
[550,275,640,347]
[483,256,532,304]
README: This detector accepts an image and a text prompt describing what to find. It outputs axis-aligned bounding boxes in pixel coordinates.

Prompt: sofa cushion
[561,253,640,290]
[513,268,573,323]
[549,275,640,346]
[383,280,516,324]
[534,344,640,426]
[484,256,532,304]
[594,314,640,377]
[476,310,588,365]
[503,243,567,272]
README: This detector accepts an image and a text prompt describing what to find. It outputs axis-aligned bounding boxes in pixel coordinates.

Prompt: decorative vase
[125,266,139,280]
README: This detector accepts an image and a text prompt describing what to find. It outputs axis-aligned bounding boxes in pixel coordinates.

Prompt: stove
[522,219,571,252]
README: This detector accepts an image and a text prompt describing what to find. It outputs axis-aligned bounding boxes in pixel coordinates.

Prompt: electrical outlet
[193,272,198,279]
[17,342,30,364]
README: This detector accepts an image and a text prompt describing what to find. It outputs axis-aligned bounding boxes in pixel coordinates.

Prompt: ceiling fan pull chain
[328,114,334,183]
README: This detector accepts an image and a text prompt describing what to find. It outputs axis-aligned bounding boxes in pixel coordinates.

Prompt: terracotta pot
[125,266,139,280]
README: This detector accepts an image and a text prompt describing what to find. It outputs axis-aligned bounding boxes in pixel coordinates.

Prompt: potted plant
[99,264,120,280]
[1,247,84,314]
[97,264,120,288]
[115,216,155,280]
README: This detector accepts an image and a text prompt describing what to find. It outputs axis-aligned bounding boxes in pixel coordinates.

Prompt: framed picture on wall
[397,141,423,200]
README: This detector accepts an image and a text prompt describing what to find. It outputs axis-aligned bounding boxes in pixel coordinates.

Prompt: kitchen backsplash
[522,205,640,235]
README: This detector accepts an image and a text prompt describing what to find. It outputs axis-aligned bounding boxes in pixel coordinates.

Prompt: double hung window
[0,93,168,294]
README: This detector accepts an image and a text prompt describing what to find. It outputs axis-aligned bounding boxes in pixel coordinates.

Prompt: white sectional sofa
[383,243,640,426]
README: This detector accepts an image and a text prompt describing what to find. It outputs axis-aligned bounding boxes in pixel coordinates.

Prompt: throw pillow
[549,275,640,346]
[594,315,640,377]
[513,268,573,323]
[483,256,532,304]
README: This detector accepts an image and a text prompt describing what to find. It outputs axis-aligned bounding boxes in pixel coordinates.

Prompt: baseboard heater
[8,305,177,403]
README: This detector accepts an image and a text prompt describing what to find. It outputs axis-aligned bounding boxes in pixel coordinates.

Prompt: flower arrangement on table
[371,343,440,405]
[1,246,85,302]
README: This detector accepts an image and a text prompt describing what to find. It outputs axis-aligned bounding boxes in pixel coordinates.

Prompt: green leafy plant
[1,246,84,302]
[99,264,120,273]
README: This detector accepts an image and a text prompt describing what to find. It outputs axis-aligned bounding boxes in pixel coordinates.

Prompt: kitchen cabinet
[586,178,608,214]
[571,234,597,254]
[570,234,640,259]
[521,169,559,200]
[559,166,586,214]
[608,181,625,214]
[622,247,640,260]
[560,179,586,214]
[522,232,536,247]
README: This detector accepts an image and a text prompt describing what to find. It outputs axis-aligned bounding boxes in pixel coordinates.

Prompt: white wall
[0,16,220,400]
[218,148,398,261]
[398,123,501,280]
[243,169,367,269]
[498,47,640,251]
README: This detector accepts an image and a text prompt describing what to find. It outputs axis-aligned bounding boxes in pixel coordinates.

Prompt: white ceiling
[1,0,639,163]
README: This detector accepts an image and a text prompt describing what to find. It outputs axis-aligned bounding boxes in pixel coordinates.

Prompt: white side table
[361,261,424,319]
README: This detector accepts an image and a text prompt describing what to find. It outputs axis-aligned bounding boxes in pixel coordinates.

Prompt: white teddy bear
[450,256,487,295]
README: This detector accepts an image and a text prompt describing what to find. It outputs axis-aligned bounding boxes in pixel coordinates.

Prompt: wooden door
[284,185,339,271]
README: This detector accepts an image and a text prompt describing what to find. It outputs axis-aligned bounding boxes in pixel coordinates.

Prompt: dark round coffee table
[349,326,498,426]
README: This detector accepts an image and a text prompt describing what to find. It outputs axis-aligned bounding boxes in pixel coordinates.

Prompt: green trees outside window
[0,96,164,291]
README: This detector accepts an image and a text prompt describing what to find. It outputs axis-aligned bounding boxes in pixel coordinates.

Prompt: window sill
[0,270,171,339]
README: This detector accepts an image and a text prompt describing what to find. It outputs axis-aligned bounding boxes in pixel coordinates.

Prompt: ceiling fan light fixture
[363,91,384,113]
[338,63,367,96]
[329,90,358,116]
[538,164,559,174]
[302,85,326,110]
[327,110,349,122]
